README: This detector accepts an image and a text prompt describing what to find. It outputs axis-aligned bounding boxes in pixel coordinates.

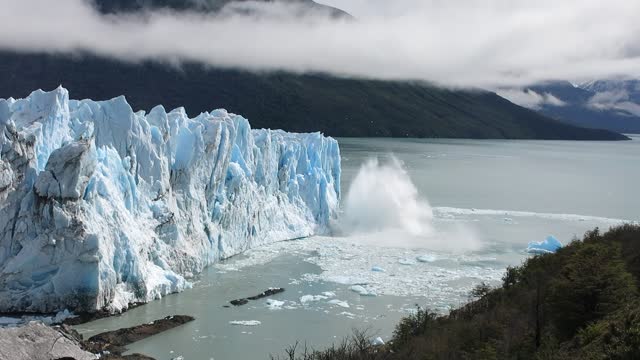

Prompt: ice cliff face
[0,87,340,313]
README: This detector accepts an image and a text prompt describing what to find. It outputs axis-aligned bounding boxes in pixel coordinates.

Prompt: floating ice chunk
[321,291,336,298]
[0,317,21,327]
[434,207,628,224]
[266,299,285,310]
[51,309,76,324]
[398,259,416,265]
[371,266,386,272]
[349,285,377,297]
[416,255,436,263]
[0,309,76,328]
[229,320,261,326]
[300,295,328,304]
[327,299,350,308]
[370,337,385,346]
[527,236,563,254]
[339,312,356,318]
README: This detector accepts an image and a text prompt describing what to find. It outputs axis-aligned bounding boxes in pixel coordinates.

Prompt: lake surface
[75,136,640,360]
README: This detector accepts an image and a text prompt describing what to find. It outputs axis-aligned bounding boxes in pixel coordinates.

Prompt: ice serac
[0,87,340,313]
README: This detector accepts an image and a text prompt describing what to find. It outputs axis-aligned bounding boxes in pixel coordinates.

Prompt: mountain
[581,79,640,103]
[0,51,627,140]
[505,81,640,134]
[0,0,626,140]
[91,0,352,18]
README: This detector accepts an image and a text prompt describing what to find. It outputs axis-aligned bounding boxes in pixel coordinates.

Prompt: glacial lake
[74,136,640,360]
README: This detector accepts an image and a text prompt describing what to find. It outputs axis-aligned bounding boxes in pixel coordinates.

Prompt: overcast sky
[1,0,639,89]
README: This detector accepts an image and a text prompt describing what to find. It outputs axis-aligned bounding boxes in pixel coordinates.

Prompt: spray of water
[334,156,480,251]
[339,157,434,236]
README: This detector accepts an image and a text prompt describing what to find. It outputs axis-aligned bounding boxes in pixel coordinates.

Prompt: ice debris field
[0,87,340,313]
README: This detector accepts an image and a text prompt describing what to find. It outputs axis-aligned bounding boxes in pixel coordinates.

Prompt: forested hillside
[0,51,627,140]
[276,224,640,359]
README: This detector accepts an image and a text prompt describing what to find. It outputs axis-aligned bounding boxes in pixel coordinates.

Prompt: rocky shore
[0,315,194,360]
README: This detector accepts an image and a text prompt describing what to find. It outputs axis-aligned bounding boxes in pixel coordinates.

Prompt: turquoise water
[339,136,640,219]
[75,137,640,360]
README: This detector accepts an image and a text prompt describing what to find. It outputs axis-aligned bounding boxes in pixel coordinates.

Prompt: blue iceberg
[527,236,563,254]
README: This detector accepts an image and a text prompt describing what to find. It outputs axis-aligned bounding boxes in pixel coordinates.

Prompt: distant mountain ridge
[0,51,627,140]
[581,79,640,104]
[91,0,352,18]
[0,0,628,140]
[506,80,640,134]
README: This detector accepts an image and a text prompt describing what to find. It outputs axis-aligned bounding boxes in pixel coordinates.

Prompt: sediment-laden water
[74,136,640,360]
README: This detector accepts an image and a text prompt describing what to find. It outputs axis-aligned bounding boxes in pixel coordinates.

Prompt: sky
[1,0,639,89]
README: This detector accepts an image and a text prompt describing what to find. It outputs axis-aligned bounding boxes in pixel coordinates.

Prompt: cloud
[497,89,565,109]
[1,0,640,88]
[587,90,640,117]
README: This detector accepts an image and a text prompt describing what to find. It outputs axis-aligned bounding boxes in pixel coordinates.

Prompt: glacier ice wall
[0,87,340,313]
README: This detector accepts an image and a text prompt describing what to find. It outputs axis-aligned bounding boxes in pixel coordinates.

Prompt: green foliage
[391,306,437,349]
[546,241,637,340]
[465,342,498,360]
[573,301,640,359]
[471,282,492,299]
[275,225,640,360]
[502,265,522,288]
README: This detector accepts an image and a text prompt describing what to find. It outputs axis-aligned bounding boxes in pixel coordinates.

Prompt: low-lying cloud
[588,90,640,117]
[497,89,566,110]
[1,0,639,88]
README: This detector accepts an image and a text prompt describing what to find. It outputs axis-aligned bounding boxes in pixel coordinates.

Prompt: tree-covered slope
[0,51,627,140]
[530,81,640,134]
[276,224,640,359]
[90,0,351,18]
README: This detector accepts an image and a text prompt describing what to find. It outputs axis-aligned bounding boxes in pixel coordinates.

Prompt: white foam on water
[337,157,434,237]
[265,299,286,310]
[327,299,350,308]
[203,235,505,312]
[434,207,634,224]
[333,157,482,252]
[196,157,637,313]
[229,320,261,326]
[300,295,328,304]
[0,309,76,328]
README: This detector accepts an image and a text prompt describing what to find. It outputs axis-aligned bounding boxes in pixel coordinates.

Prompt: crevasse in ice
[0,87,340,313]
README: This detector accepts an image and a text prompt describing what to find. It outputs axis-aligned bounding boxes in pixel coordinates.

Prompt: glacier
[0,87,340,313]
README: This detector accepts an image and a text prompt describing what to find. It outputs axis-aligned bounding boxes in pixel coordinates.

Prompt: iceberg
[527,236,563,254]
[349,285,377,296]
[327,299,349,308]
[229,320,261,326]
[0,87,340,313]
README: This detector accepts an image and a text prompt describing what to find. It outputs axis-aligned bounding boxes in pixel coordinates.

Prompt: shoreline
[0,314,195,360]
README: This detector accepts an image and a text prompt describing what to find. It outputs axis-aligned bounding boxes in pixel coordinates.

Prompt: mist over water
[334,156,480,251]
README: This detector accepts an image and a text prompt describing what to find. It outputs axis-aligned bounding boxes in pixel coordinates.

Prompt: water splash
[334,156,480,251]
[338,157,433,236]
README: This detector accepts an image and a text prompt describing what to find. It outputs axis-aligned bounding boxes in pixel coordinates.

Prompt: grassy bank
[274,224,640,360]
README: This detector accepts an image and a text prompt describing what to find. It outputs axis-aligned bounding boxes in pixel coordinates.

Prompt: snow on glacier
[0,87,340,313]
